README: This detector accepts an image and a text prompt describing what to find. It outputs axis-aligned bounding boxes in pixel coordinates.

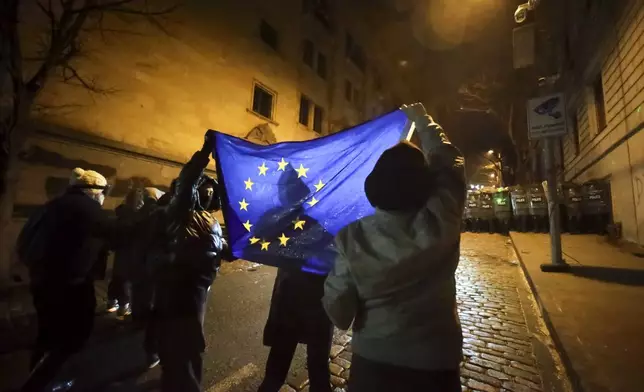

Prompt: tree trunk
[0,90,35,284]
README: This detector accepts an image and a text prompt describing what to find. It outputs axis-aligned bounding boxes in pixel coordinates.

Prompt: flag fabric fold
[213,110,411,275]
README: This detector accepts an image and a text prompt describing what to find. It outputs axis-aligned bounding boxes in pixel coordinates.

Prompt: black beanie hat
[365,142,433,212]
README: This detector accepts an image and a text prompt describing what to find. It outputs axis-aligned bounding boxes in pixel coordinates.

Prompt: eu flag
[213,110,411,275]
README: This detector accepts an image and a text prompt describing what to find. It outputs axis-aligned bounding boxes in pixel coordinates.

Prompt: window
[302,40,327,80]
[302,40,314,67]
[252,83,275,119]
[353,88,361,107]
[345,32,366,72]
[299,95,311,126]
[374,72,382,91]
[299,94,324,133]
[345,33,354,57]
[317,53,327,79]
[570,110,580,155]
[592,75,606,132]
[313,105,324,133]
[344,80,352,101]
[303,0,332,29]
[260,20,279,51]
[302,0,311,13]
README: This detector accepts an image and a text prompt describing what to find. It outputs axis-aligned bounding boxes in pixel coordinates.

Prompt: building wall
[2,0,422,282]
[561,0,643,245]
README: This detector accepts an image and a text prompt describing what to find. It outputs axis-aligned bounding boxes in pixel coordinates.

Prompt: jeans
[107,275,131,305]
[258,338,332,392]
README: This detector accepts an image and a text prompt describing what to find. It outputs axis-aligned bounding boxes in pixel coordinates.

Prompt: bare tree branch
[33,102,86,116]
[71,0,134,13]
[61,64,117,94]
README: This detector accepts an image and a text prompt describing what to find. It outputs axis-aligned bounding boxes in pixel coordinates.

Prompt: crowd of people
[16,104,466,392]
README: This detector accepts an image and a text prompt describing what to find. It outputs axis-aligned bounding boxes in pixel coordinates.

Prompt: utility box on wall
[513,23,536,69]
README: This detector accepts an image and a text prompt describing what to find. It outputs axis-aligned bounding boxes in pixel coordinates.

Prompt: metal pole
[541,137,569,271]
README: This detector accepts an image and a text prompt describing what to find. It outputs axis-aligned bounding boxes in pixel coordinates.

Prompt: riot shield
[582,180,611,234]
[510,186,529,232]
[464,190,481,232]
[493,189,512,234]
[528,184,548,233]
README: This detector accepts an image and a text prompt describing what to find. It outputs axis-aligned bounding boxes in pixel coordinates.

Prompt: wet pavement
[0,234,568,392]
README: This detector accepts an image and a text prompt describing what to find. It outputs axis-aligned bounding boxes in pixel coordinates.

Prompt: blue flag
[213,110,411,275]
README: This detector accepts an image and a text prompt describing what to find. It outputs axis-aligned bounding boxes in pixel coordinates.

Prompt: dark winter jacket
[154,149,226,313]
[21,188,117,286]
[263,268,333,346]
[112,204,140,280]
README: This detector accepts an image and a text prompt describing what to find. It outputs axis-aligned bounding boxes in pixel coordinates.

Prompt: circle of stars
[238,158,326,251]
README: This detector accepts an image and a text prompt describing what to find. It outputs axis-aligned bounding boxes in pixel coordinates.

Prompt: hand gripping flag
[213,110,412,275]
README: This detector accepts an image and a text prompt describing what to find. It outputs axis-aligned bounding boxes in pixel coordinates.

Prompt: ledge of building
[28,121,217,176]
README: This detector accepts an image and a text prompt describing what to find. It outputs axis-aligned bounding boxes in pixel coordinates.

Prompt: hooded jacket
[323,119,466,371]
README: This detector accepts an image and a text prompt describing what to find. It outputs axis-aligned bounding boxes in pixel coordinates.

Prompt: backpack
[16,205,50,268]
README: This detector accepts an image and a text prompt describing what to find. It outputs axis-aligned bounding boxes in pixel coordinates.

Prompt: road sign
[526,93,568,139]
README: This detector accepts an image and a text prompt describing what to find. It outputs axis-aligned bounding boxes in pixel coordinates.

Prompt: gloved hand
[400,103,434,129]
[203,129,217,152]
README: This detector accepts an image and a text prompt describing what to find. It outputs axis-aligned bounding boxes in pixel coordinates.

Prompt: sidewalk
[510,232,644,392]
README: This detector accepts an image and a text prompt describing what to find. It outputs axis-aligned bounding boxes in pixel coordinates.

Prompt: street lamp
[487,149,494,155]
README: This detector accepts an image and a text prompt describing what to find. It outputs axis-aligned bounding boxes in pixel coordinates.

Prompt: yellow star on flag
[278,233,290,247]
[277,158,288,171]
[293,219,306,230]
[314,180,325,192]
[244,178,254,191]
[239,198,249,211]
[249,236,260,244]
[258,162,269,176]
[295,164,309,178]
[243,220,253,232]
[307,197,319,207]
[261,241,270,251]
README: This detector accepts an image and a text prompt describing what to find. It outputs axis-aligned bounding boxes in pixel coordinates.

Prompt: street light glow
[489,173,496,178]
[487,150,494,155]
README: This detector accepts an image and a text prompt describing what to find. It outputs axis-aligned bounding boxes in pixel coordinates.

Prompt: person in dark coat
[106,188,144,317]
[257,168,334,392]
[153,131,229,392]
[259,269,333,392]
[129,187,165,327]
[17,168,119,392]
[134,187,166,369]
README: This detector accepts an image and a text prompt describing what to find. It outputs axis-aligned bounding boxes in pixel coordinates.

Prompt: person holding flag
[213,105,418,391]
[322,104,466,391]
[153,131,229,392]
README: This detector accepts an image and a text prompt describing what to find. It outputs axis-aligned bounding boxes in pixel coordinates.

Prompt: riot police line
[462,180,611,235]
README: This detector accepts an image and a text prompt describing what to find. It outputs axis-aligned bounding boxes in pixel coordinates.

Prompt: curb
[508,233,584,392]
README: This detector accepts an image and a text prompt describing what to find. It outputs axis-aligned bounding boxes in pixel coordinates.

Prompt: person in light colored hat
[323,103,466,392]
[69,167,110,205]
[18,167,118,392]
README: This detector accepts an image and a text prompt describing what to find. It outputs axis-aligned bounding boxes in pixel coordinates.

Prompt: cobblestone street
[0,234,565,392]
[279,233,563,392]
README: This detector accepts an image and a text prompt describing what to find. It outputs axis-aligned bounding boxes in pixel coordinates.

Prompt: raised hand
[203,129,217,151]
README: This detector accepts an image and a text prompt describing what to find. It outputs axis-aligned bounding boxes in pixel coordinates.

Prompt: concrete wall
[561,0,643,245]
[2,0,422,282]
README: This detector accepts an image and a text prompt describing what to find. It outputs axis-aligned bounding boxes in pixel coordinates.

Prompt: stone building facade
[2,0,427,282]
[559,0,643,246]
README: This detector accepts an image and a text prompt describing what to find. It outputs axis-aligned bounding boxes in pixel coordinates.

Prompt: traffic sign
[526,93,568,139]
